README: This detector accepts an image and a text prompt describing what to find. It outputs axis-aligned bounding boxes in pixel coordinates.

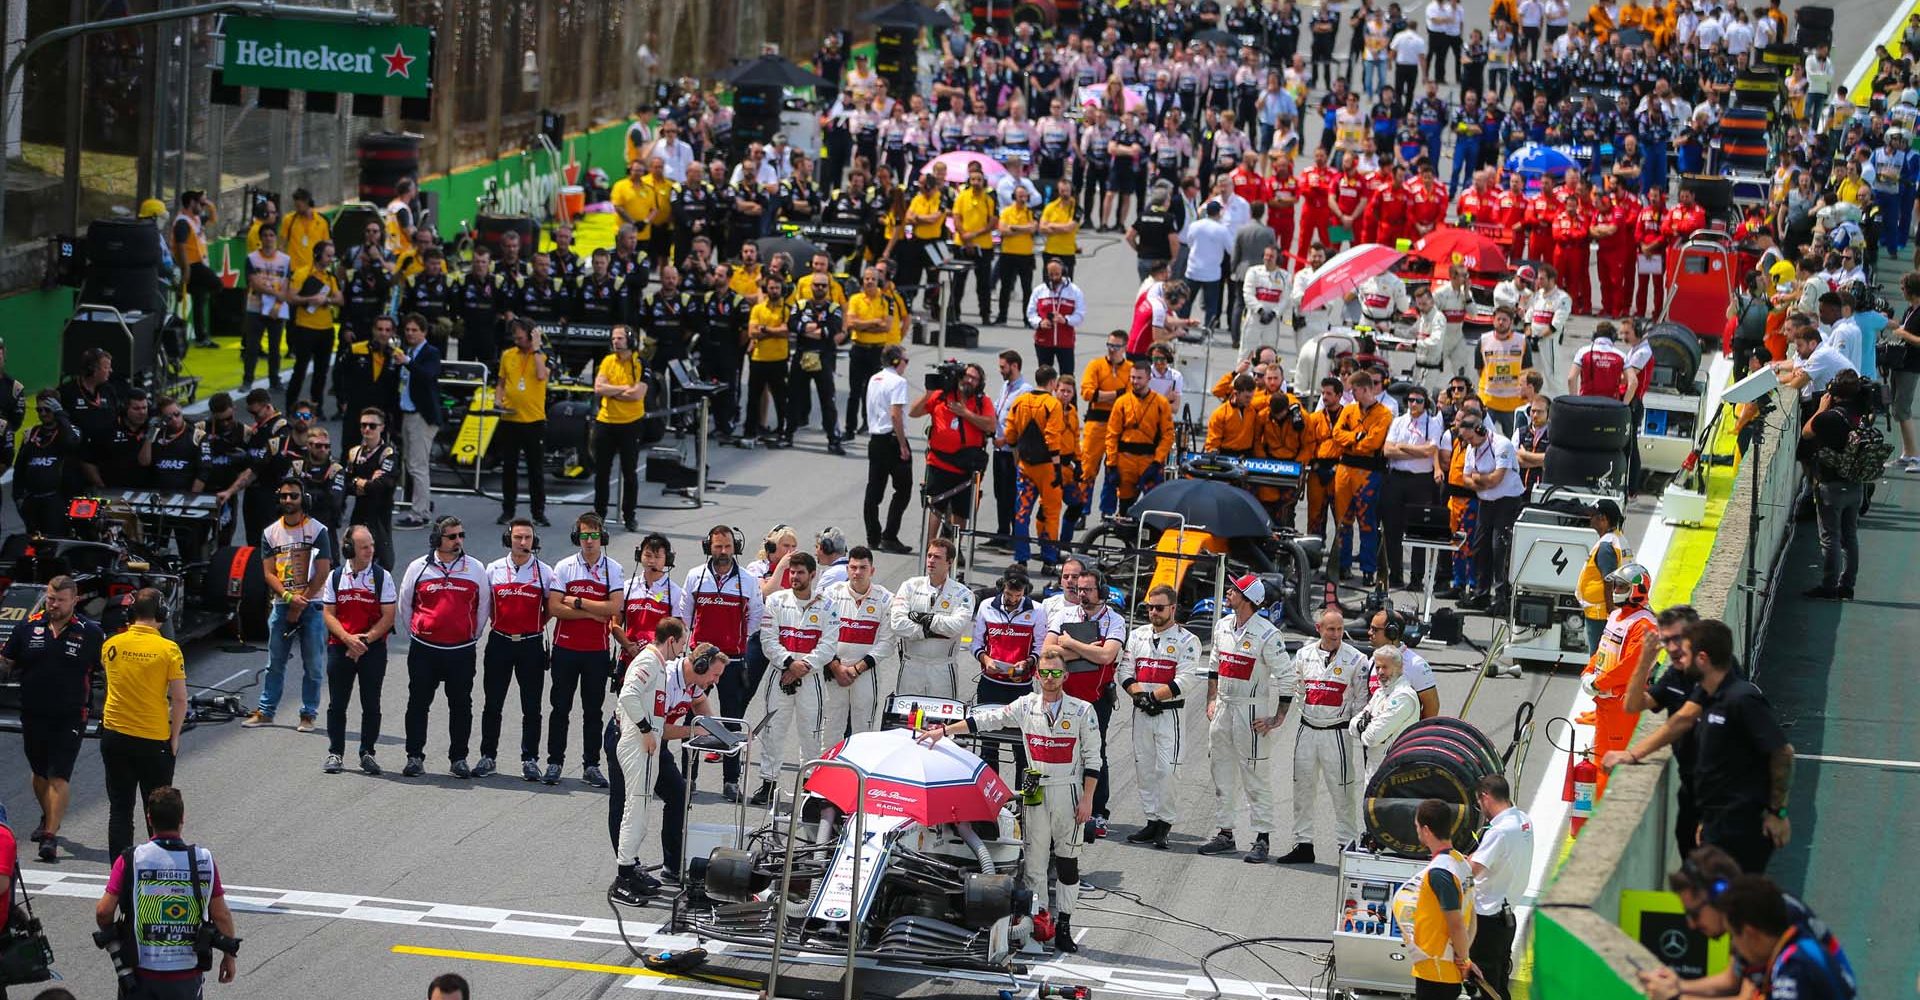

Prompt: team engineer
[0,575,106,862]
[98,589,189,861]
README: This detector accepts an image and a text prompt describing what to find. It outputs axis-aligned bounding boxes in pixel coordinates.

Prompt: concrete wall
[1532,395,1804,999]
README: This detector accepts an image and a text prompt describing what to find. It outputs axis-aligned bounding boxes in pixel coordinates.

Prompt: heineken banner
[222,17,432,98]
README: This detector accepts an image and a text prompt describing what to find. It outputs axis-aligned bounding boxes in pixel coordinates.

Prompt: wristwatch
[572,596,584,611]
[1769,806,1788,819]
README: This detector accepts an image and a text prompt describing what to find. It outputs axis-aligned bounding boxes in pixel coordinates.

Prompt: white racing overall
[971,692,1103,915]
[1207,612,1296,835]
[614,647,669,865]
[888,575,976,699]
[758,589,841,784]
[820,579,895,739]
[1290,639,1371,847]
[1122,623,1204,824]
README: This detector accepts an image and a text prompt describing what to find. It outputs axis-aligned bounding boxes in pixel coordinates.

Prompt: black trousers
[244,314,284,385]
[701,349,742,434]
[1473,493,1526,600]
[286,324,334,411]
[101,728,176,860]
[865,434,913,543]
[481,633,548,762]
[403,642,477,761]
[242,485,280,547]
[949,246,993,322]
[592,420,643,520]
[995,253,1035,322]
[1414,977,1465,1000]
[1468,906,1515,1000]
[1627,399,1644,493]
[1035,345,1074,374]
[186,262,218,341]
[746,359,789,437]
[1382,471,1440,584]
[547,646,611,768]
[325,640,387,757]
[496,419,547,518]
[599,720,690,873]
[993,450,1018,536]
[1701,806,1774,874]
[844,344,884,438]
[1090,686,1115,820]
[786,354,839,439]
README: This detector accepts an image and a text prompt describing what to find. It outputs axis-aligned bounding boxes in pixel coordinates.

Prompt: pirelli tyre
[204,545,271,641]
[1646,322,1704,390]
[1547,394,1632,453]
[1362,717,1502,857]
[1543,442,1628,492]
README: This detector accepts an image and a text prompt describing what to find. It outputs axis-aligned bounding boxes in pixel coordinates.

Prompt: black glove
[1257,307,1276,324]
[1133,691,1162,716]
[908,610,936,636]
[1356,711,1373,732]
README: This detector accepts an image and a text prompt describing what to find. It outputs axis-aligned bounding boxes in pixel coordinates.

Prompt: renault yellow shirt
[748,301,791,364]
[498,347,548,423]
[611,177,651,232]
[278,211,331,273]
[101,624,185,741]
[952,186,997,249]
[290,266,339,332]
[638,175,678,239]
[908,190,946,239]
[597,352,646,424]
[846,290,896,346]
[1041,198,1079,256]
[886,287,910,342]
[998,204,1037,257]
[730,264,764,300]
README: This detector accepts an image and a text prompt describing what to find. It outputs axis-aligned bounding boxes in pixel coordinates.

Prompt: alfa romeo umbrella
[1293,242,1406,315]
[805,728,1014,825]
[918,150,1009,183]
[1411,227,1509,272]
[1130,477,1272,539]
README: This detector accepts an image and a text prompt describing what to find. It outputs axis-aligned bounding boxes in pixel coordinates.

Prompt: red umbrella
[1411,227,1509,271]
[1295,243,1407,314]
[805,728,1014,825]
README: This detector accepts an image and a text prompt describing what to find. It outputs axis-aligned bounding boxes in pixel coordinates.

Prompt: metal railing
[766,756,866,1000]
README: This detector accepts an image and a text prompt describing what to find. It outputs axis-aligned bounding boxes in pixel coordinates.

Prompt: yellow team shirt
[1478,333,1528,412]
[908,191,946,240]
[611,178,651,234]
[279,211,331,273]
[1041,199,1079,256]
[788,276,849,309]
[101,624,186,741]
[290,266,339,331]
[498,347,548,423]
[748,301,791,364]
[730,265,764,300]
[1833,174,1865,209]
[952,187,997,249]
[639,175,679,237]
[597,352,646,424]
[846,291,896,345]
[246,219,267,254]
[998,204,1037,256]
[885,287,910,342]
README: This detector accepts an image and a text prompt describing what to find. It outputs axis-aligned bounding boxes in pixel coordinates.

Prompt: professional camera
[194,921,242,968]
[925,359,969,394]
[92,925,140,995]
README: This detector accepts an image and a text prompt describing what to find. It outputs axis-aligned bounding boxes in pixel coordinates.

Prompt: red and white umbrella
[1294,243,1407,315]
[805,728,1014,825]
[917,150,1008,185]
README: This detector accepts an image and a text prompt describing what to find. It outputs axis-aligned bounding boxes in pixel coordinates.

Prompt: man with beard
[242,478,335,732]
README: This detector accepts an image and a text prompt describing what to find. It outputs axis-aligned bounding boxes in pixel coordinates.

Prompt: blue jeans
[1875,189,1906,254]
[262,601,326,718]
[1363,57,1387,97]
[1450,140,1481,193]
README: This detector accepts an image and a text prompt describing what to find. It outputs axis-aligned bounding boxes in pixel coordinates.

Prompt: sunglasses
[1036,668,1067,678]
[442,530,466,540]
[295,410,314,419]
[361,421,383,429]
[277,493,302,501]
[578,531,604,541]
[1146,602,1174,611]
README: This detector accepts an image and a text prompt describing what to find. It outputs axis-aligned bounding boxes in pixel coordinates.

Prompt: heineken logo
[223,17,432,99]
[233,39,386,75]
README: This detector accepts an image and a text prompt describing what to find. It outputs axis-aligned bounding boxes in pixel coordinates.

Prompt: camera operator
[90,389,153,489]
[14,392,79,536]
[909,361,997,548]
[59,347,123,449]
[94,787,239,994]
[197,394,249,548]
[341,230,394,353]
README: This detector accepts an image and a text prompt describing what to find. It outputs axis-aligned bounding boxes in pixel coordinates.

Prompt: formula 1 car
[670,697,1040,972]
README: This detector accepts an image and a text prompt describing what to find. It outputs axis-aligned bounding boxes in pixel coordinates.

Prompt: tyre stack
[81,218,166,314]
[1362,718,1505,856]
[1543,394,1632,493]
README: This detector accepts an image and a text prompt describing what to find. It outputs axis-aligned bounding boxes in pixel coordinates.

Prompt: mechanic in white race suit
[1197,574,1297,863]
[1523,270,1573,395]
[1240,244,1293,350]
[1410,286,1467,381]
[889,538,976,699]
[610,618,726,904]
[754,552,841,805]
[920,647,1100,955]
[1352,645,1421,782]
[1278,607,1371,865]
[1355,269,1411,333]
[1290,244,1343,342]
[819,545,895,739]
[1119,583,1204,849]
[1428,263,1479,378]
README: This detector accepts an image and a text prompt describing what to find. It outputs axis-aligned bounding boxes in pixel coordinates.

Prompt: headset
[636,532,676,569]
[500,520,542,552]
[277,475,313,516]
[340,523,371,560]
[1378,606,1408,644]
[701,525,745,558]
[762,522,794,558]
[690,643,719,675]
[570,513,607,547]
[428,515,464,553]
[816,526,848,558]
[1679,858,1732,900]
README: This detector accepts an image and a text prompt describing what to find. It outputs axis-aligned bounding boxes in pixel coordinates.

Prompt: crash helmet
[1605,562,1652,608]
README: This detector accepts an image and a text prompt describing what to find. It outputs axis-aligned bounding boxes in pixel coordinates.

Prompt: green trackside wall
[0,118,631,403]
[1533,911,1643,1000]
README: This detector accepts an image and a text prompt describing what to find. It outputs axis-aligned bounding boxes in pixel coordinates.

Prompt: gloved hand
[1133,691,1162,716]
[1579,669,1599,700]
[1354,710,1373,734]
[1257,308,1276,324]
[908,610,937,637]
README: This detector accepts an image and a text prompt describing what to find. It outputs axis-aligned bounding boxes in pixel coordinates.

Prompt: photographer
[909,361,997,548]
[94,787,238,994]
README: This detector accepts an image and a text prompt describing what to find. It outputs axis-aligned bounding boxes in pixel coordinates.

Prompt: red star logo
[382,44,416,79]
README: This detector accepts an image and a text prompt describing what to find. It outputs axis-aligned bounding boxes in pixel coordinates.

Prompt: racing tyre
[1362,718,1502,856]
[1543,443,1627,491]
[1646,322,1704,389]
[1546,395,1631,452]
[204,546,271,641]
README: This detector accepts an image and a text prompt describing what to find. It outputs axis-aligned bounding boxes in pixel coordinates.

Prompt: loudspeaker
[474,214,540,259]
[63,311,163,381]
[944,322,980,349]
[80,265,165,314]
[1796,25,1832,48]
[86,218,161,267]
[332,203,384,251]
[1795,5,1833,29]
[1679,175,1732,216]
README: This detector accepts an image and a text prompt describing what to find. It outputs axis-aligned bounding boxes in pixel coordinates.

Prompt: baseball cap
[1515,265,1537,283]
[1230,573,1266,605]
[138,198,168,219]
[1589,498,1624,523]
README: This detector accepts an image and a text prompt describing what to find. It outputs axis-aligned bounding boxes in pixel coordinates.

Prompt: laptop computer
[1405,503,1453,542]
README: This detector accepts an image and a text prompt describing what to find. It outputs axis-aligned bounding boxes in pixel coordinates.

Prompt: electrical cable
[1195,936,1334,1000]
[1077,879,1329,996]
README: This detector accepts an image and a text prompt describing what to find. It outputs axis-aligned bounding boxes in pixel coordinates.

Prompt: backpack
[1816,419,1895,483]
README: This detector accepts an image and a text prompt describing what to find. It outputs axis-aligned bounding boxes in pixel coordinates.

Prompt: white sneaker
[1904,456,1920,474]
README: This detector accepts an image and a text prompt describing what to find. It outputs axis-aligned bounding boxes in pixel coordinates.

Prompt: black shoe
[1387,577,1407,591]
[610,872,659,906]
[1838,585,1855,599]
[1197,829,1237,855]
[522,759,542,781]
[827,440,848,456]
[1802,585,1841,600]
[38,836,57,862]
[403,756,425,777]
[1359,573,1376,589]
[450,759,473,779]
[1150,822,1171,849]
[1243,835,1270,863]
[879,537,914,555]
[542,763,562,785]
[533,514,551,528]
[748,780,776,806]
[723,781,743,803]
[1462,593,1492,611]
[361,752,383,776]
[584,764,610,788]
[473,756,496,778]
[1052,914,1079,954]
[1125,821,1161,844]
[1274,842,1317,865]
[1434,585,1463,600]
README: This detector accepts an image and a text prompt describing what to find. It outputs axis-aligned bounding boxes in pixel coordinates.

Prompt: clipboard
[1059,619,1106,674]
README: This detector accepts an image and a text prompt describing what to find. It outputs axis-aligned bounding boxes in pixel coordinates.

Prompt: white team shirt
[1470,806,1535,914]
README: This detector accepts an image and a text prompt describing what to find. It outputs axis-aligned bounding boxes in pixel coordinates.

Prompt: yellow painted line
[389,944,761,989]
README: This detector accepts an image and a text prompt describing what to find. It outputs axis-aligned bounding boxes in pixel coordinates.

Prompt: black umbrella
[1131,478,1272,538]
[1613,27,1651,47]
[756,234,826,265]
[722,54,833,90]
[1190,28,1241,46]
[858,0,955,29]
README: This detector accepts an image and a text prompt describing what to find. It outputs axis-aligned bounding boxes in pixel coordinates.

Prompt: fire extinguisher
[1569,754,1598,835]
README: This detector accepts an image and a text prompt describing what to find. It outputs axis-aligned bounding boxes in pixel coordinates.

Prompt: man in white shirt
[863,346,915,554]
[1817,290,1865,374]
[644,122,697,183]
[1468,775,1534,1000]
[1804,44,1835,125]
[1381,388,1445,590]
[1774,314,1857,403]
[1390,25,1429,99]
[1182,201,1236,331]
[1459,415,1527,610]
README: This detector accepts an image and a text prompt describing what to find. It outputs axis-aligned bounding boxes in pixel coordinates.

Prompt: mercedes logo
[1658,928,1690,959]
